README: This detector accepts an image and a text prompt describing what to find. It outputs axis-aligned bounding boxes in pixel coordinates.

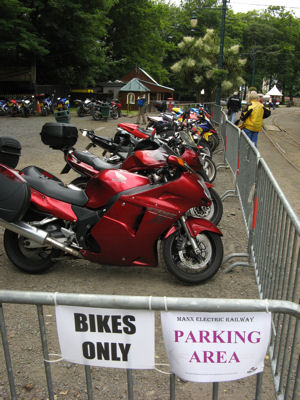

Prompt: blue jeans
[243,128,258,147]
[230,112,236,123]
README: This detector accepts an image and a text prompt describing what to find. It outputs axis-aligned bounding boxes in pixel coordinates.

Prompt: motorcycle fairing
[117,123,150,139]
[121,149,168,171]
[85,169,150,209]
[30,189,78,221]
[163,217,222,240]
[83,172,211,266]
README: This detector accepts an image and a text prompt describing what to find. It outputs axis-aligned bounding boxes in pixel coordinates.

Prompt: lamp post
[216,0,228,105]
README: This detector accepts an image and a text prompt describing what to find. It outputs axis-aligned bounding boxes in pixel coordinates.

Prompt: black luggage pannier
[40,122,78,149]
[0,136,21,168]
[0,165,31,222]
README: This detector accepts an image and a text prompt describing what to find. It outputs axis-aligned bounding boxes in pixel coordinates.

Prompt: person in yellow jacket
[240,91,269,147]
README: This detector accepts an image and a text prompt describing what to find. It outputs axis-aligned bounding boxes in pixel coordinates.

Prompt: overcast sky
[229,0,300,17]
[169,1,300,18]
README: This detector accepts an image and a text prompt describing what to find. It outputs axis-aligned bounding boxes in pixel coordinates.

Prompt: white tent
[265,85,283,96]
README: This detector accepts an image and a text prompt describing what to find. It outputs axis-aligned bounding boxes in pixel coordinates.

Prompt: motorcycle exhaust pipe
[0,219,82,258]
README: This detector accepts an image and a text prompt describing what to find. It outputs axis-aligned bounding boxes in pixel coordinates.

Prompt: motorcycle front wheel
[161,230,223,284]
[3,229,55,273]
[92,110,102,121]
[188,187,223,225]
[202,156,216,183]
[111,109,119,119]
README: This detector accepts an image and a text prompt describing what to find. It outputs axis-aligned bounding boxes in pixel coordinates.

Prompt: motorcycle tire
[3,229,55,273]
[161,230,223,284]
[188,187,223,225]
[92,110,102,121]
[69,177,89,189]
[77,106,85,117]
[208,133,219,152]
[41,107,48,116]
[202,156,216,183]
[111,110,119,119]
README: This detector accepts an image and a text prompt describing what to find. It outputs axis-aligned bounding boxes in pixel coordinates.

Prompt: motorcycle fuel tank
[85,169,150,209]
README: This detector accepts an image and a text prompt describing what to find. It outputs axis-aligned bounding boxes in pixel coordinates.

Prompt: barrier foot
[222,253,249,265]
[221,189,238,201]
[222,253,251,273]
[216,162,228,170]
[224,261,252,273]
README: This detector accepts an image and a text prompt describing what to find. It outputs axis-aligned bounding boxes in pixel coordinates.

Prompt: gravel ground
[0,112,275,399]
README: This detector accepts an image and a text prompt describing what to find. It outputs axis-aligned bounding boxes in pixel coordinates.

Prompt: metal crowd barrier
[212,104,300,400]
[0,291,299,400]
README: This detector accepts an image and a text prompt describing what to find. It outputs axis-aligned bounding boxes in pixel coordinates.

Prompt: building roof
[119,78,150,92]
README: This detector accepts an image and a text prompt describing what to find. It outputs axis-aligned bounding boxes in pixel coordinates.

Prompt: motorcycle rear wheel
[3,229,55,273]
[69,177,88,189]
[161,230,223,284]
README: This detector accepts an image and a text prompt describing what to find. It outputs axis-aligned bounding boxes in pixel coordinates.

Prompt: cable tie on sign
[265,299,270,313]
[154,363,171,375]
[148,296,152,311]
[53,292,59,306]
[44,353,63,363]
[164,296,168,312]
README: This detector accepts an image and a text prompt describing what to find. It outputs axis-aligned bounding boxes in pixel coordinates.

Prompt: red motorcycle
[46,124,222,225]
[0,128,223,284]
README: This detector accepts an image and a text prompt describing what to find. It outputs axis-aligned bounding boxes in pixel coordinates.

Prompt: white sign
[56,306,155,369]
[161,311,271,382]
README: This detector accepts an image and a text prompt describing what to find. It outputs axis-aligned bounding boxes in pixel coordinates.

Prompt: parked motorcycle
[56,95,71,110]
[45,124,222,225]
[38,93,55,116]
[7,98,22,117]
[92,100,119,121]
[21,95,35,117]
[0,127,223,284]
[0,98,9,115]
[75,98,95,117]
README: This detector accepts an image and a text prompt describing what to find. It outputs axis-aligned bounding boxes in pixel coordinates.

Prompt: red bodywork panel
[30,188,78,221]
[81,170,213,266]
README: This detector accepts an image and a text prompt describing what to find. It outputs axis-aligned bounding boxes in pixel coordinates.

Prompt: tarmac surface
[0,107,298,399]
[259,106,300,218]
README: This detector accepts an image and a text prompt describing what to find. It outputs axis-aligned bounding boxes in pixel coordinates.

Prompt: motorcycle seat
[21,166,88,206]
[73,150,121,170]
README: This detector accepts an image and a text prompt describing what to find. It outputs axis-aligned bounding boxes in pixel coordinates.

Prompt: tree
[105,0,173,83]
[0,0,116,86]
[171,28,245,101]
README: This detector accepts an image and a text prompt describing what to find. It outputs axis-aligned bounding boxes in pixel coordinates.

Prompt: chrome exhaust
[0,218,82,258]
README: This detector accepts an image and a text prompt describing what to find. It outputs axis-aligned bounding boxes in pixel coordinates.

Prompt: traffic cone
[36,101,41,114]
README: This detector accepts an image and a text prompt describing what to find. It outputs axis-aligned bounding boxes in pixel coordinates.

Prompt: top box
[40,122,78,149]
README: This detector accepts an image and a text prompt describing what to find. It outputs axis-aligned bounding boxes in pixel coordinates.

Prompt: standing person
[239,91,269,147]
[226,91,241,123]
[136,93,147,125]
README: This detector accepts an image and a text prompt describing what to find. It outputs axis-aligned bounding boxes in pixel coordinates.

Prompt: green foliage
[0,0,299,99]
[171,28,245,101]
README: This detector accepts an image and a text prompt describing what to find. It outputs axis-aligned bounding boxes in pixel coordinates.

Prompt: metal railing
[0,290,299,400]
[212,104,300,400]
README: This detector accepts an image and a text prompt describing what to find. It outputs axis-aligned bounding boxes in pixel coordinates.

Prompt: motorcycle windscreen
[0,165,31,222]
